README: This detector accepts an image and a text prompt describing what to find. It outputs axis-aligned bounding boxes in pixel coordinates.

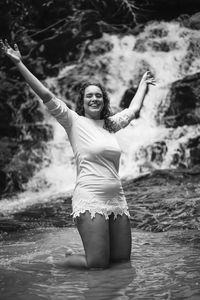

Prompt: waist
[77,159,119,180]
[76,177,123,196]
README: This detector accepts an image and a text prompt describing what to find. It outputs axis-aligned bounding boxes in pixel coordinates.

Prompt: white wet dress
[45,96,135,219]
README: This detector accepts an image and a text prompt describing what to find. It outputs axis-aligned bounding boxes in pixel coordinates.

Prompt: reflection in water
[0,228,200,300]
[44,261,135,300]
[84,262,135,299]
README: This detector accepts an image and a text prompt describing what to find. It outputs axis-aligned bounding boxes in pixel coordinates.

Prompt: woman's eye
[86,93,102,98]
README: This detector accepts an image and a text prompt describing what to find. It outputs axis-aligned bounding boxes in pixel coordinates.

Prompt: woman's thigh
[109,213,132,262]
[75,211,110,268]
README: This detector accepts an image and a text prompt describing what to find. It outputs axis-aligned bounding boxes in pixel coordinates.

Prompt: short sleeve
[108,108,135,132]
[45,95,79,129]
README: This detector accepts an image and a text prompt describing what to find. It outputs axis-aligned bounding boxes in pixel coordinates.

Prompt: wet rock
[119,87,137,109]
[0,125,21,138]
[123,168,200,231]
[22,124,53,142]
[187,136,200,166]
[134,38,177,53]
[1,169,200,234]
[183,12,200,29]
[0,102,14,124]
[0,170,7,193]
[163,72,200,127]
[0,138,51,194]
[188,12,200,29]
[0,194,73,233]
[0,217,30,232]
[150,141,168,164]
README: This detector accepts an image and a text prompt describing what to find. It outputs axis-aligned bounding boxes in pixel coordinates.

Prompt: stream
[0,227,200,300]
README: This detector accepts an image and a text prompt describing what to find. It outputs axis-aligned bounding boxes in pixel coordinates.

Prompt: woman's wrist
[14,59,23,68]
[138,81,148,90]
[13,58,22,65]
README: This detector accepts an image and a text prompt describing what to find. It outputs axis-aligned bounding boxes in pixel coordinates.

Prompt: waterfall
[1,20,200,214]
[107,21,200,178]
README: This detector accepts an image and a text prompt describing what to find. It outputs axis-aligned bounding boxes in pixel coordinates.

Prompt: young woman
[0,39,155,269]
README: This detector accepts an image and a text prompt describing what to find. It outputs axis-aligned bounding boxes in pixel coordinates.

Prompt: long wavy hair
[75,81,114,132]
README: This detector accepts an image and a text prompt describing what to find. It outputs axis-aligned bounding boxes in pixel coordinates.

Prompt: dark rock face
[119,87,137,109]
[0,78,54,195]
[182,12,200,29]
[138,137,200,170]
[134,0,200,23]
[163,73,200,127]
[187,136,200,166]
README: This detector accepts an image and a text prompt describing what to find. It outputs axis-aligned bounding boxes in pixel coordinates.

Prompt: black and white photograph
[0,0,200,299]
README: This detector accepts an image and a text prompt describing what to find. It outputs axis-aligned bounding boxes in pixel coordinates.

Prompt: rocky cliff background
[0,0,200,196]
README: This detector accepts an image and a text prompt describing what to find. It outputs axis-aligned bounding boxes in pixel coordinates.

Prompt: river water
[0,227,200,300]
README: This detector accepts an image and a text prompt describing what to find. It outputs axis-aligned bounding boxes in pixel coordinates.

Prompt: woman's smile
[84,85,104,119]
[89,101,102,108]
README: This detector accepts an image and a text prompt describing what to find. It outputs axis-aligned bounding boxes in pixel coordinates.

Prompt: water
[1,228,200,300]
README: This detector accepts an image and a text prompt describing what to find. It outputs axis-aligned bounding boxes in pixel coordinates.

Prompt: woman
[0,39,155,269]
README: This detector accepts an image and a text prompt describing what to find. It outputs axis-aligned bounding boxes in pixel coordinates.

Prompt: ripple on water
[0,228,200,300]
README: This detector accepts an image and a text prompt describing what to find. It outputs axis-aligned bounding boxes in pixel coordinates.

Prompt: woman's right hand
[0,39,22,64]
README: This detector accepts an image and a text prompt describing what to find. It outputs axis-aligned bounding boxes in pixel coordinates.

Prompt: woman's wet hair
[76,81,113,132]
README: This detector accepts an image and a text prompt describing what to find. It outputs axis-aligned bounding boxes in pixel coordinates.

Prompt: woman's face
[83,85,104,119]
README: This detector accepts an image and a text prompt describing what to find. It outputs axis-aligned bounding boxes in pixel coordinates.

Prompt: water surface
[0,228,200,300]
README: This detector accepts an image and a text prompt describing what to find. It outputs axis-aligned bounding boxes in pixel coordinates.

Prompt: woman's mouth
[89,102,101,108]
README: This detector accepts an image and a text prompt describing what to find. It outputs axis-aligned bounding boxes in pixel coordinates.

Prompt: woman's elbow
[42,92,53,103]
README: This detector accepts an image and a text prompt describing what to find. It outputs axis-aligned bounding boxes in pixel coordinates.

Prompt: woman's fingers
[145,71,156,85]
[0,39,20,55]
[14,44,19,51]
[148,78,156,85]
[0,39,6,52]
[4,39,11,48]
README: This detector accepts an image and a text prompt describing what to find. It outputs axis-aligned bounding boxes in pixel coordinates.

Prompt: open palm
[0,39,21,64]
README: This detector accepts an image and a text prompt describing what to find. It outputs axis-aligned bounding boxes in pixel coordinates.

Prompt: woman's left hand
[140,71,156,86]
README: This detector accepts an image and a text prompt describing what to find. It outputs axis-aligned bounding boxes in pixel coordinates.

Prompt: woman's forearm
[129,82,148,114]
[15,61,53,103]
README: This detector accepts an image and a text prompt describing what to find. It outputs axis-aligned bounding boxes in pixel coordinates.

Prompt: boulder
[184,12,200,29]
[187,136,200,166]
[119,87,137,109]
[163,72,200,127]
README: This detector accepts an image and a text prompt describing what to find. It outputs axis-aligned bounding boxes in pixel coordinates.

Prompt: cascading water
[109,21,200,178]
[1,20,200,214]
[40,20,200,181]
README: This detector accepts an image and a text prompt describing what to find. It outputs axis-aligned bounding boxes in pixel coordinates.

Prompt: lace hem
[108,108,134,132]
[71,207,130,220]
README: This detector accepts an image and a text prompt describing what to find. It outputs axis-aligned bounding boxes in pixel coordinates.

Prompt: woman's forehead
[84,85,102,94]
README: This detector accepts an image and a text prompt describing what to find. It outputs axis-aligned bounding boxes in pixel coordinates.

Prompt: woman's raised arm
[0,39,53,103]
[129,71,156,117]
[108,71,156,132]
